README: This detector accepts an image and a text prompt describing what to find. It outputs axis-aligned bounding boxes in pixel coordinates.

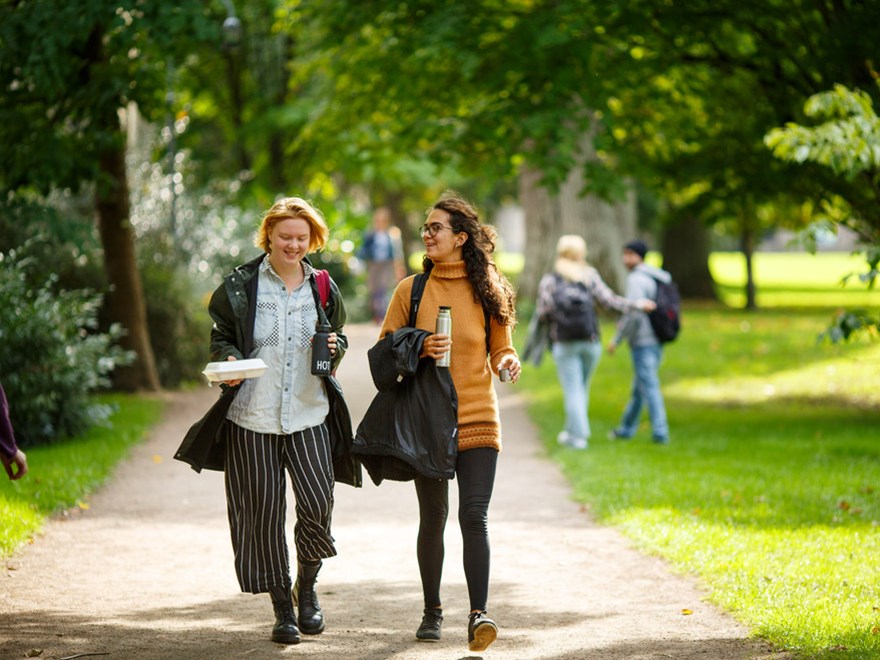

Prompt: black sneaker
[416,607,443,641]
[467,611,497,652]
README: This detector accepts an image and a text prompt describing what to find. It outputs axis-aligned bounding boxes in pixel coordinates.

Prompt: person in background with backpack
[377,192,520,652]
[192,197,353,645]
[532,235,655,450]
[607,239,672,444]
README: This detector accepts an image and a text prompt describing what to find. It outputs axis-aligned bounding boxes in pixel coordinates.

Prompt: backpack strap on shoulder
[308,269,332,328]
[410,271,492,355]
[315,269,331,309]
[408,272,429,327]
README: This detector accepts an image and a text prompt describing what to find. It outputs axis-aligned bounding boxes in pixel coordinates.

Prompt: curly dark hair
[422,192,517,326]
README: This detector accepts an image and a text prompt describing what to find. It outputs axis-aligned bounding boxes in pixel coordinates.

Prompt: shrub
[0,246,132,447]
[139,251,211,387]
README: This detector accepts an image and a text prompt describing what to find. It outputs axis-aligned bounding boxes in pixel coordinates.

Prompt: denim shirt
[227,257,329,434]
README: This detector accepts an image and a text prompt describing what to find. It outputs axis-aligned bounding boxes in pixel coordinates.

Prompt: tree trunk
[741,226,757,311]
[517,165,557,306]
[518,133,637,305]
[95,125,161,392]
[660,214,717,299]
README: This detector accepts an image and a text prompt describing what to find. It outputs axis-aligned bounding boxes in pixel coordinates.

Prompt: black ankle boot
[293,560,325,635]
[268,585,301,644]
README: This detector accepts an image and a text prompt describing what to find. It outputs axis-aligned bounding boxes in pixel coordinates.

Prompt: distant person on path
[529,235,655,450]
[0,383,28,480]
[607,239,671,444]
[378,193,520,652]
[358,206,405,324]
[190,197,353,645]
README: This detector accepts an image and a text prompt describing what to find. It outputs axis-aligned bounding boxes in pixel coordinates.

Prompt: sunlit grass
[0,395,164,557]
[709,251,868,287]
[708,252,878,308]
[517,307,880,658]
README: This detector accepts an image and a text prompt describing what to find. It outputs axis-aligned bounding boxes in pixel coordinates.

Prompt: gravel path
[0,323,787,660]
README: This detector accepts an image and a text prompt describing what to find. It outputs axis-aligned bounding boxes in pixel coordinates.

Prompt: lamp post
[220,0,248,172]
[165,1,241,249]
[221,0,242,50]
[165,56,178,242]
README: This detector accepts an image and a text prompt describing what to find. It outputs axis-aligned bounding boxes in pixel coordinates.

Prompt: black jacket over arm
[353,327,458,485]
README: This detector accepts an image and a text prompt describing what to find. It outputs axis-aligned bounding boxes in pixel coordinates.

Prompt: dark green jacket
[174,255,362,488]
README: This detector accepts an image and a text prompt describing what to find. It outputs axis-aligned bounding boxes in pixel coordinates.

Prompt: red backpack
[315,269,331,309]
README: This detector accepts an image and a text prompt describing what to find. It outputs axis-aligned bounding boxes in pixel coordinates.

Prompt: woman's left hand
[327,332,338,356]
[497,355,522,383]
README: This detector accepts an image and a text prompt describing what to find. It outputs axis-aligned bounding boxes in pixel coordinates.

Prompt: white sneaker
[568,437,588,450]
[557,432,587,449]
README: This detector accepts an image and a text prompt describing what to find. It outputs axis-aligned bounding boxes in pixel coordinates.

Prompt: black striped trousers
[224,421,337,594]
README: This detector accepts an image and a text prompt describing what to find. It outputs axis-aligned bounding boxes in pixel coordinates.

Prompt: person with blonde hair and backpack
[529,234,654,449]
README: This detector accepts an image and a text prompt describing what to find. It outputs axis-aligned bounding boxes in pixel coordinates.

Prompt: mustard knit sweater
[379,260,517,452]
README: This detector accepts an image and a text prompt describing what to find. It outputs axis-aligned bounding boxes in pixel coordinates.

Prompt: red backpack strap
[315,269,330,309]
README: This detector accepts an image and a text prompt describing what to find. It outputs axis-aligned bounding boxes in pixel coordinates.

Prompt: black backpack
[550,274,598,341]
[648,276,681,343]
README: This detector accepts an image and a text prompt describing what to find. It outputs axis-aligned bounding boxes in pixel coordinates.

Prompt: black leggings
[414,447,498,612]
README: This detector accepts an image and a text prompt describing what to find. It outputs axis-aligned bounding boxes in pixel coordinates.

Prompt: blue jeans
[552,340,603,441]
[616,344,669,442]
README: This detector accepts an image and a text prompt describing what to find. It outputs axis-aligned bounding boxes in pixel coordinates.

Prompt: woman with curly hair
[378,192,521,652]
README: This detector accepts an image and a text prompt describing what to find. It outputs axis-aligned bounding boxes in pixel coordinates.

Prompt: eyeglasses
[419,222,456,238]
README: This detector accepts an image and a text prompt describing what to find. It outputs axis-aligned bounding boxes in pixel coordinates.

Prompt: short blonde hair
[254,197,329,254]
[556,234,587,262]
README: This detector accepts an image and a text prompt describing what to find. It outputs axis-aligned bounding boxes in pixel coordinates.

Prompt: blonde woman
[534,235,654,449]
[181,197,358,645]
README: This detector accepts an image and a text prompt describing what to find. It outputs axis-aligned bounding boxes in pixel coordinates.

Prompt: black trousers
[224,421,336,594]
[414,447,498,612]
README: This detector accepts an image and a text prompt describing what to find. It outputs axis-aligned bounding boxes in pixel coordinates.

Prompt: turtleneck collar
[429,260,468,279]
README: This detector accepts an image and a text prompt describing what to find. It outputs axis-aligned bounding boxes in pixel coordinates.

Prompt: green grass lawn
[706,252,877,308]
[0,395,165,557]
[516,307,880,658]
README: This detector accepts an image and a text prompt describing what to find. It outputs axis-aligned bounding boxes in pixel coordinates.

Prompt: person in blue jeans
[607,239,671,444]
[357,206,405,324]
[534,235,654,449]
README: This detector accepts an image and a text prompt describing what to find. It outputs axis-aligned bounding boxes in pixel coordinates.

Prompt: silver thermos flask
[435,306,452,367]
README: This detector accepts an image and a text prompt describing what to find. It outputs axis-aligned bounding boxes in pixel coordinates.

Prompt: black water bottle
[311,322,332,376]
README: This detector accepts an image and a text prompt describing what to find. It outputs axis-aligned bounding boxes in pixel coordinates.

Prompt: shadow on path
[0,323,788,660]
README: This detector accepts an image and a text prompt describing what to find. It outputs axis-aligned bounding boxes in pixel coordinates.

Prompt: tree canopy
[3,0,879,396]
